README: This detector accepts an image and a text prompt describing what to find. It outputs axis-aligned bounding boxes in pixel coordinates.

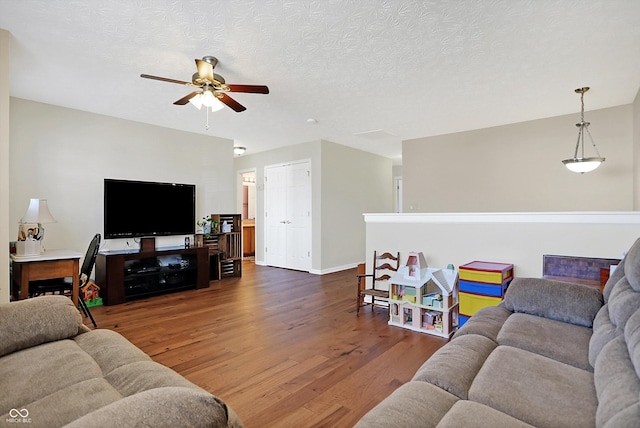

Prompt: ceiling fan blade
[218,93,247,112]
[195,59,215,83]
[140,74,193,86]
[226,84,270,94]
[173,91,200,105]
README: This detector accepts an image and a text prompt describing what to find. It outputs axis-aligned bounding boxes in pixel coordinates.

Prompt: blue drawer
[459,315,470,327]
[459,279,508,297]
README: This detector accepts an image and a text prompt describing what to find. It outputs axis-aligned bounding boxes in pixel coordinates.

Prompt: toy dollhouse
[388,252,459,338]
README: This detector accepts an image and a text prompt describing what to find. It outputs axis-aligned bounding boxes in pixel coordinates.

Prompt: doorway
[241,170,256,261]
[395,176,403,213]
[264,160,311,271]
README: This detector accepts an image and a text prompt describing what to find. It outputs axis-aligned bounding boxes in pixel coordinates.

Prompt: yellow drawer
[459,292,502,317]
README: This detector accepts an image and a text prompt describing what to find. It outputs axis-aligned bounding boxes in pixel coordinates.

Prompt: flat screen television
[104,179,196,239]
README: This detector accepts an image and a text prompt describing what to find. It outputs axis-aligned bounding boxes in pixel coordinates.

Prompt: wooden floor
[87,262,448,428]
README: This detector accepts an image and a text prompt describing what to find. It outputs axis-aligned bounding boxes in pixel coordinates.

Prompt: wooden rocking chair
[356,251,400,315]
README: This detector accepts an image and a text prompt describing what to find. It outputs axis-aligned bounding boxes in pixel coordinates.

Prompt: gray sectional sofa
[0,295,242,428]
[356,238,640,427]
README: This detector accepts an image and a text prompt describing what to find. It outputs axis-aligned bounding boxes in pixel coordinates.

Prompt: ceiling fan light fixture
[141,55,269,119]
[201,90,224,112]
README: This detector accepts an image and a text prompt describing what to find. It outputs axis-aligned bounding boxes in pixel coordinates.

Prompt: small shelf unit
[202,214,242,278]
[388,267,459,338]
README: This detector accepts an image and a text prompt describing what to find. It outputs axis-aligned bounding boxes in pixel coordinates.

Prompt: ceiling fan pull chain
[205,106,210,130]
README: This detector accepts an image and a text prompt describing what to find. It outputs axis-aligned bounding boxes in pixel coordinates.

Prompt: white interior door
[287,162,311,270]
[265,164,288,268]
[264,160,311,271]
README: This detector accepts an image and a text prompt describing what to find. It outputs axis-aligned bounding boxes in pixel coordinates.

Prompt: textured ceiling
[1,0,640,162]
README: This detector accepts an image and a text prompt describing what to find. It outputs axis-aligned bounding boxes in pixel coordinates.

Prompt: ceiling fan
[141,56,269,112]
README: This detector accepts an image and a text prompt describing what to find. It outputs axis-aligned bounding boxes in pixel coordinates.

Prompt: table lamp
[18,198,57,254]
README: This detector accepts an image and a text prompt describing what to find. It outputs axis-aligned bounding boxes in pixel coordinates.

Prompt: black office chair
[30,233,101,328]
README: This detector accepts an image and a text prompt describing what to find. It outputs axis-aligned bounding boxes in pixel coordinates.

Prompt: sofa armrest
[64,387,242,428]
[0,295,87,357]
[502,277,603,327]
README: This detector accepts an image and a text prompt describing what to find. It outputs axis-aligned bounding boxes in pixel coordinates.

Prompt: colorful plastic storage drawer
[459,261,513,284]
[459,315,470,327]
[459,292,502,317]
[459,279,509,297]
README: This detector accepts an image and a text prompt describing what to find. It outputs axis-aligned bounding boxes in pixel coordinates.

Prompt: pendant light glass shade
[563,157,603,173]
[562,87,605,173]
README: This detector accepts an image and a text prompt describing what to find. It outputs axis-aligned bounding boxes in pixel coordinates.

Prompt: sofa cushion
[412,334,496,399]
[1,378,122,428]
[607,276,640,332]
[497,313,593,370]
[594,335,640,428]
[74,329,210,397]
[602,403,640,428]
[105,360,207,397]
[354,381,458,428]
[0,339,105,412]
[603,257,626,303]
[453,305,512,343]
[589,304,621,368]
[0,295,87,358]
[73,329,152,375]
[502,277,603,327]
[623,237,640,292]
[435,400,535,428]
[469,346,596,428]
[624,306,640,381]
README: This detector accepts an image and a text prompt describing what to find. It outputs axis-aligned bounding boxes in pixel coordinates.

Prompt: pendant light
[562,87,605,173]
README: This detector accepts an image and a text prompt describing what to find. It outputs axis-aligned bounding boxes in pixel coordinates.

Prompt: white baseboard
[252,260,362,275]
[309,262,361,275]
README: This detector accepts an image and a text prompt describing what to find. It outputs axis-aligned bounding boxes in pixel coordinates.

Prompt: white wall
[234,140,392,273]
[320,141,392,271]
[234,140,322,269]
[634,88,640,209]
[403,105,634,212]
[365,212,640,279]
[0,30,10,303]
[10,98,236,255]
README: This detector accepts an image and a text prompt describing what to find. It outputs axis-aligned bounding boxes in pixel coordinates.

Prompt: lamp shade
[21,199,57,224]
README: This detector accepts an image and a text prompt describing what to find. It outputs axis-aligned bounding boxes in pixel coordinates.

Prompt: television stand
[140,236,156,252]
[96,245,209,305]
